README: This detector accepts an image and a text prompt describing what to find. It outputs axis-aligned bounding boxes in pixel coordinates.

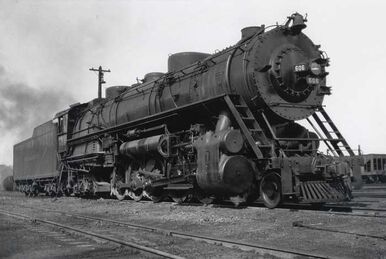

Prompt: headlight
[310,62,322,76]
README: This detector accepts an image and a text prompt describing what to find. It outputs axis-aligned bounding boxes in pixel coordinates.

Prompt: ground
[0,187,385,258]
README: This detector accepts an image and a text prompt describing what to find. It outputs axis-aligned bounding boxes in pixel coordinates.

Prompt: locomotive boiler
[14,13,358,208]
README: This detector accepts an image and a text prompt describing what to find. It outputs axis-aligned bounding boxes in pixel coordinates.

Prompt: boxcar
[362,154,386,183]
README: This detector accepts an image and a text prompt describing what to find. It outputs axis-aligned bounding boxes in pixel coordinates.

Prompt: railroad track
[360,184,386,189]
[201,201,386,219]
[2,195,385,258]
[7,205,332,259]
[278,204,386,219]
[292,221,386,241]
[0,208,183,259]
[12,190,386,217]
[15,192,386,219]
[244,204,386,220]
[352,184,386,198]
[280,203,386,219]
[353,192,386,198]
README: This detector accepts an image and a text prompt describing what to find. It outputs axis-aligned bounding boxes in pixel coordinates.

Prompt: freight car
[14,13,359,208]
[362,154,386,183]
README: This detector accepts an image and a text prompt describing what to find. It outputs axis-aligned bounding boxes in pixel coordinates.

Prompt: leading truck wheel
[260,173,281,209]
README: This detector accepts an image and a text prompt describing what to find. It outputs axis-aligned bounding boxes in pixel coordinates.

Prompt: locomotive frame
[14,13,360,208]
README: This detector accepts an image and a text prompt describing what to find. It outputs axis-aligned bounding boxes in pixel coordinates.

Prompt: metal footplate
[298,181,346,203]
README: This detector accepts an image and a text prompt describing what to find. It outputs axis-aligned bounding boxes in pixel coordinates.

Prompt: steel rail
[269,206,386,219]
[250,203,386,219]
[293,221,386,241]
[21,195,386,220]
[322,204,386,212]
[0,209,184,259]
[178,201,386,219]
[179,200,386,219]
[352,192,386,198]
[349,207,386,212]
[19,205,331,259]
[20,195,386,220]
[326,211,386,219]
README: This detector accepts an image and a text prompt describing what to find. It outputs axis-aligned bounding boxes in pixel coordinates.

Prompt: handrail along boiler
[14,13,356,208]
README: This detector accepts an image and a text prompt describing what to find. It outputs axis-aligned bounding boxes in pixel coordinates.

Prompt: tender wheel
[260,173,281,209]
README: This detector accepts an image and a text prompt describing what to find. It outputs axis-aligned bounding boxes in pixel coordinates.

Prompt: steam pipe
[215,111,231,132]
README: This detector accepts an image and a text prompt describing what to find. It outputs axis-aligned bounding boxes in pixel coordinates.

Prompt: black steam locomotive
[14,13,356,208]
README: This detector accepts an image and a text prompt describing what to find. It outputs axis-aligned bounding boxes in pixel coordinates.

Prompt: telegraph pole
[89,66,111,99]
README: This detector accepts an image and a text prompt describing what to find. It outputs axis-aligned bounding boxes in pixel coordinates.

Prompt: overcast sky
[0,0,385,165]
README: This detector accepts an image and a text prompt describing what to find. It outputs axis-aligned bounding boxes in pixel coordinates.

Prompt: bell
[290,13,307,34]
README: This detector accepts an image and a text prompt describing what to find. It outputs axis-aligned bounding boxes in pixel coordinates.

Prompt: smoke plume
[0,64,76,165]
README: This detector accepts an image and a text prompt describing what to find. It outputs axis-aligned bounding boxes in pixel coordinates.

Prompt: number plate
[307,77,320,85]
[294,64,307,72]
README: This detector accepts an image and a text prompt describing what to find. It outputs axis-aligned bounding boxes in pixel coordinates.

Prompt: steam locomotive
[14,13,357,208]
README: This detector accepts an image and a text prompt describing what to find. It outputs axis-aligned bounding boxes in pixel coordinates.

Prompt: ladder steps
[224,95,272,159]
[312,107,355,157]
